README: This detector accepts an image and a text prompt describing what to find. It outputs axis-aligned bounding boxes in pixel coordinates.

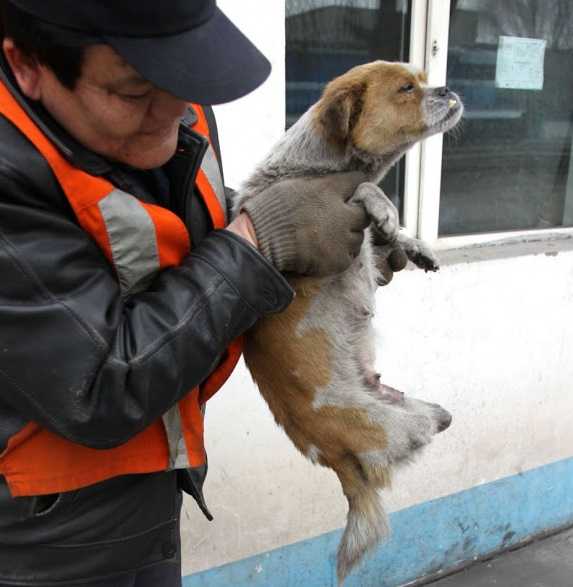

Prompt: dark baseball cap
[8,0,271,104]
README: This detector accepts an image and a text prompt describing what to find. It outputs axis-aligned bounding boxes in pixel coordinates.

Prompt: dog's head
[313,60,463,156]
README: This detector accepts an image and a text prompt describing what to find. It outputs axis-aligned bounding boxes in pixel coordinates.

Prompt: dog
[234,61,463,583]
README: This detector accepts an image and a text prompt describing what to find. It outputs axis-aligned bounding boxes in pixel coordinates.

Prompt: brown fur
[314,62,428,155]
[246,279,389,464]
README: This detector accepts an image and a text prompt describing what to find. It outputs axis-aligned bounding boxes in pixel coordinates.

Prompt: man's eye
[399,83,415,93]
[118,91,152,102]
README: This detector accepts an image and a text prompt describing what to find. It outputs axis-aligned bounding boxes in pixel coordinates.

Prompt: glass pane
[286,0,412,218]
[440,0,573,236]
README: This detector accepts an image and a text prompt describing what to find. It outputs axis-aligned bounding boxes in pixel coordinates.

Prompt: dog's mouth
[435,93,464,131]
[423,92,464,136]
[444,100,462,121]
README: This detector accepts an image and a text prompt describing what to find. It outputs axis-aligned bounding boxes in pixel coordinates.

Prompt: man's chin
[114,137,179,170]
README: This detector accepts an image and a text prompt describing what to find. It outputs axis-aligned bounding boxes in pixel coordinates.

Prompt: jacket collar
[0,54,198,177]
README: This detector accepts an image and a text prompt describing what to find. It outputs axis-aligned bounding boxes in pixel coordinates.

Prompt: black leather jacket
[0,60,293,583]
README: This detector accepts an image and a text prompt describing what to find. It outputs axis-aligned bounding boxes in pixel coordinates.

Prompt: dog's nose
[436,86,450,97]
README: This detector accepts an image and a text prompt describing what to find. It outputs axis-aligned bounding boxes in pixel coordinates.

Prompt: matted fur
[234,61,463,583]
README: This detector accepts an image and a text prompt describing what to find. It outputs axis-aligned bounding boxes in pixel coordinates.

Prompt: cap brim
[104,7,271,105]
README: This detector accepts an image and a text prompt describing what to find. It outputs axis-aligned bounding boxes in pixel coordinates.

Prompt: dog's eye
[399,83,415,93]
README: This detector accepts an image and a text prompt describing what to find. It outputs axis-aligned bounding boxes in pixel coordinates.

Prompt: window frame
[413,0,573,248]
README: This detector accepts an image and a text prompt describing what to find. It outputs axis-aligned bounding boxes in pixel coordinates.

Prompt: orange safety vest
[0,80,243,499]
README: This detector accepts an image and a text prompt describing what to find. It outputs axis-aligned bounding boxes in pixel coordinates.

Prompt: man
[0,1,376,585]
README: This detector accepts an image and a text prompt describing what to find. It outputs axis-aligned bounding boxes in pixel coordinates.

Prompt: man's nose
[150,89,188,122]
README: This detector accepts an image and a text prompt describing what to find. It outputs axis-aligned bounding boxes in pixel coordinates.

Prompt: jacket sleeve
[0,159,293,449]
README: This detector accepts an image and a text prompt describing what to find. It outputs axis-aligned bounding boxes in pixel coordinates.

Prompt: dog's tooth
[448,99,457,109]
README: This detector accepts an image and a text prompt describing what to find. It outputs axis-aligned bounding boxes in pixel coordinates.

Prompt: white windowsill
[432,228,573,266]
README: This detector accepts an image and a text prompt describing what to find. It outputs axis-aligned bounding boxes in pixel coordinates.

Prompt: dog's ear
[317,82,365,150]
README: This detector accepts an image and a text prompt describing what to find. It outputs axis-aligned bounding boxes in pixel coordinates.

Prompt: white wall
[213,0,286,191]
[181,0,573,575]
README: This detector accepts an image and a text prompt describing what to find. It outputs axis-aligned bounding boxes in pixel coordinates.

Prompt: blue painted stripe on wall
[184,457,573,587]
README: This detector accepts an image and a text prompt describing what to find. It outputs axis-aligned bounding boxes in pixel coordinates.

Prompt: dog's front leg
[396,233,440,272]
[373,232,440,278]
[350,182,400,243]
[349,183,403,285]
[350,182,440,278]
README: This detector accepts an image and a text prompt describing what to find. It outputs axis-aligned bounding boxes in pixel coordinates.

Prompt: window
[285,0,573,243]
[440,0,573,236]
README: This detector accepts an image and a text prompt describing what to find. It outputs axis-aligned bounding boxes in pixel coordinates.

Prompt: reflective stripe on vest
[0,81,243,497]
[194,106,228,229]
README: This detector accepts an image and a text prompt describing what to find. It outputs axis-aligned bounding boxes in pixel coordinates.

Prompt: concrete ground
[427,527,573,587]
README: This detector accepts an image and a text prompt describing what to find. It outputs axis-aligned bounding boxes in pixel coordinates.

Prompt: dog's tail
[337,482,390,584]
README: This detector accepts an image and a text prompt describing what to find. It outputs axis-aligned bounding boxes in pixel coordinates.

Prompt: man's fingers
[376,258,394,286]
[372,244,408,286]
[388,246,408,272]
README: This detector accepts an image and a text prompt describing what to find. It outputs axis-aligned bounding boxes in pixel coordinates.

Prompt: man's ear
[2,38,42,100]
[316,82,365,150]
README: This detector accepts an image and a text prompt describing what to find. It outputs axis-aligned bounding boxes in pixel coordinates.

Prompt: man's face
[22,45,188,169]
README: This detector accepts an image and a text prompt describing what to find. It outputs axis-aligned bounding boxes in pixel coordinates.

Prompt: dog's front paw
[397,235,440,272]
[370,201,399,244]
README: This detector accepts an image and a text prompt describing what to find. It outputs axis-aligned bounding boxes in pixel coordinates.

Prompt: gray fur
[235,102,409,206]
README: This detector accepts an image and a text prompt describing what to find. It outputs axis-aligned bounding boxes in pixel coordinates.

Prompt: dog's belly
[243,242,385,459]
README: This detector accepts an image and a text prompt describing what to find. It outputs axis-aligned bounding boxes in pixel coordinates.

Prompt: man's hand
[227,212,259,248]
[371,240,408,286]
[372,229,441,286]
[240,172,370,276]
